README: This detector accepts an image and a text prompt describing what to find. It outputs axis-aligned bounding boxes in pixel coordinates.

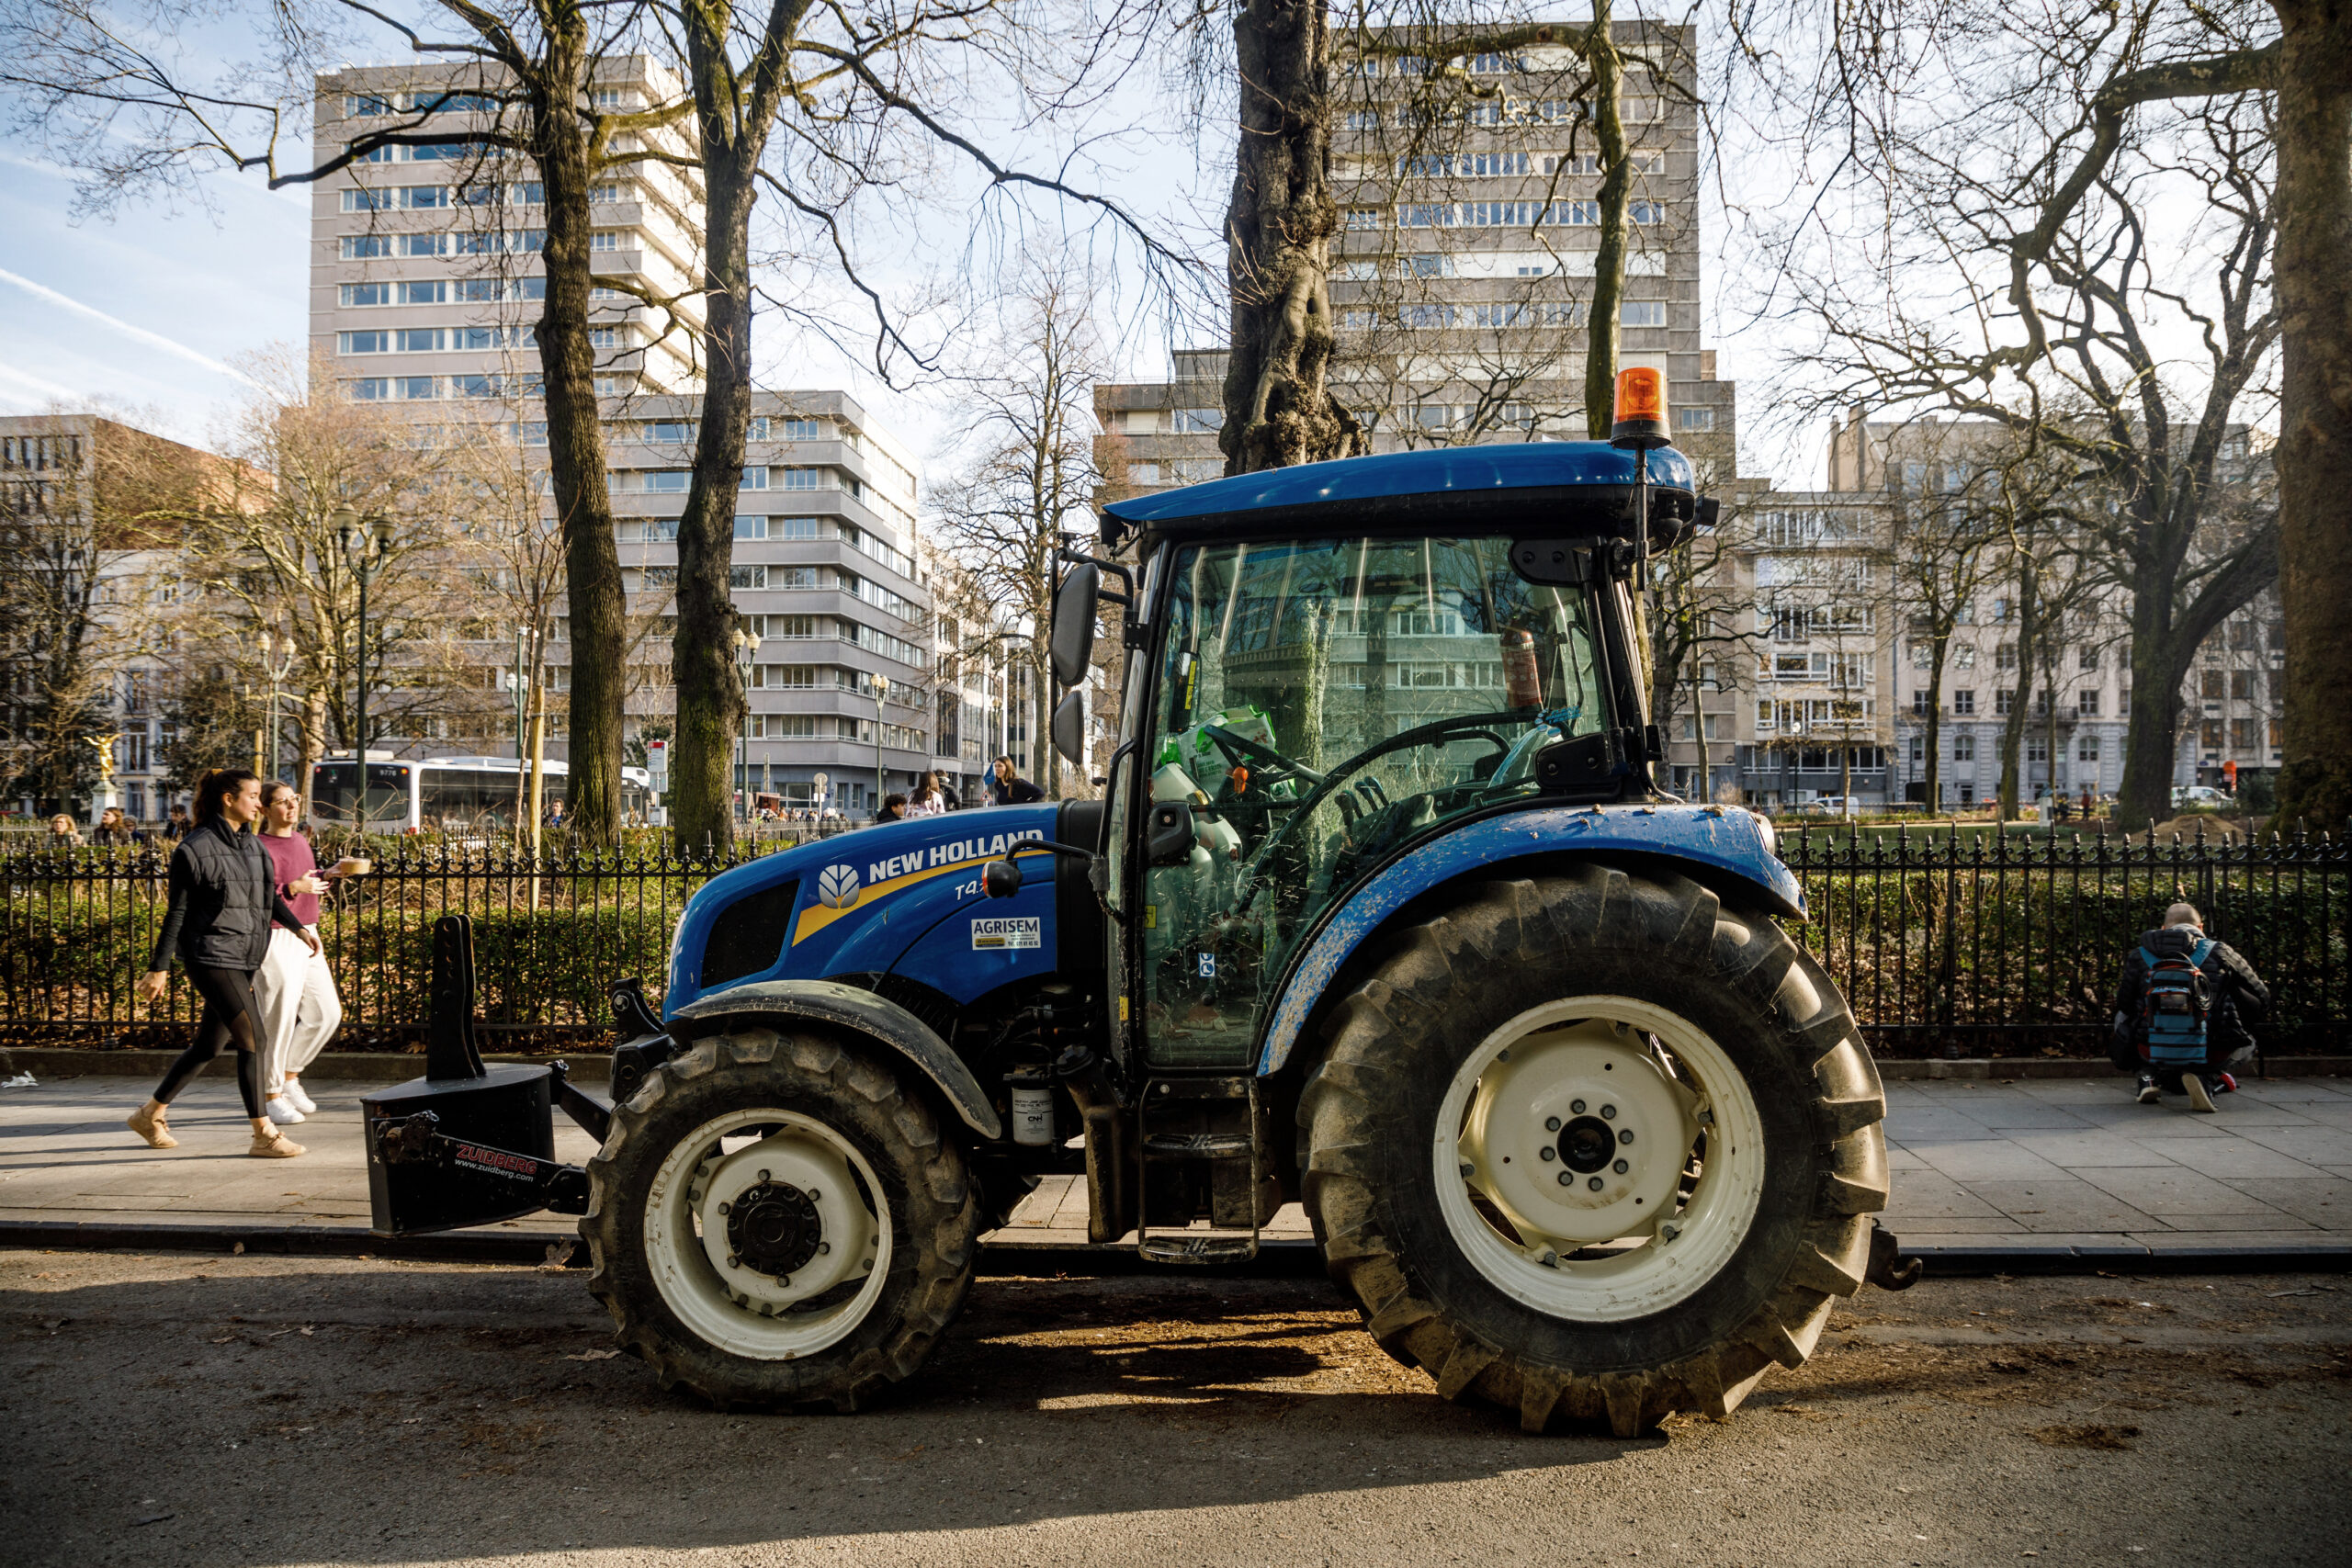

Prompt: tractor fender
[665,978,1003,1141]
[1256,803,1803,1076]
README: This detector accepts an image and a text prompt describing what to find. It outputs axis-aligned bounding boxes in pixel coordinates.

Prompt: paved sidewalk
[2,1069,2347,1258]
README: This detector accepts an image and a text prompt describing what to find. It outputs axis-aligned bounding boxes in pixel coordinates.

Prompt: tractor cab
[1053,441,1708,1083]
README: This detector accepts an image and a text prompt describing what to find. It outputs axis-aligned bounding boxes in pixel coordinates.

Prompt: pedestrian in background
[164,805,191,845]
[904,773,949,818]
[47,814,82,850]
[2109,901,2268,1112]
[252,782,344,1125]
[877,793,910,823]
[126,769,315,1158]
[986,756,1045,806]
[92,807,141,849]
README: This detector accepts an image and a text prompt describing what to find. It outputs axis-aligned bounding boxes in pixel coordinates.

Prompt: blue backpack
[2138,937,2216,1066]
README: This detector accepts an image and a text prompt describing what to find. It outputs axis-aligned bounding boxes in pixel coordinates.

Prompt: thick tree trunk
[2117,579,2189,831]
[530,46,627,849]
[673,149,756,856]
[1221,0,1366,474]
[2268,0,2352,835]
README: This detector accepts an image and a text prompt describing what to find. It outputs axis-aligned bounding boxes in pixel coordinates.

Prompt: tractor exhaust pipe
[1055,1044,1134,1246]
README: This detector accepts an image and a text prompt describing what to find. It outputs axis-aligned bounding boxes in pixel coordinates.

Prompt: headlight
[1748,809,1777,858]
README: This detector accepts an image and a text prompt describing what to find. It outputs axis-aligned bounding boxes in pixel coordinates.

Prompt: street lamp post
[258,630,296,785]
[735,626,757,828]
[331,507,393,826]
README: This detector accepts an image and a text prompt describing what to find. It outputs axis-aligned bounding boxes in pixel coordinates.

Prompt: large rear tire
[582,1025,980,1410]
[1299,866,1887,1437]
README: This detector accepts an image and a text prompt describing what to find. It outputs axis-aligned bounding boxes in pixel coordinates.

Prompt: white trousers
[254,926,343,1087]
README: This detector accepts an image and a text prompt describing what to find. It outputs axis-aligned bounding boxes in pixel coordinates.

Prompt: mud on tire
[1298,865,1888,1437]
[582,1026,981,1411]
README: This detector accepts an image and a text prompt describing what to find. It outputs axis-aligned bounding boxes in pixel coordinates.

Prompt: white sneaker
[2183,1073,2218,1114]
[264,1097,305,1124]
[283,1080,318,1115]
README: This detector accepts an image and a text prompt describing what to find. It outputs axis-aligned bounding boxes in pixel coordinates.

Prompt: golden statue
[90,733,116,784]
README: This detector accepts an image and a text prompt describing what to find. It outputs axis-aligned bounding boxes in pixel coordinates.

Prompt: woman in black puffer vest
[126,770,319,1158]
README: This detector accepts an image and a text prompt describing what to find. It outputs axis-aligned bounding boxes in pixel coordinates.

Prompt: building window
[772,517,820,539]
[394,328,445,352]
[591,231,619,251]
[339,187,393,211]
[2080,646,2099,671]
[1951,689,1974,716]
[2076,690,2099,716]
[2199,719,2223,750]
[2230,669,2255,701]
[778,468,821,491]
[347,378,390,400]
[398,377,436,400]
[647,421,695,443]
[741,468,770,491]
[2200,669,2225,699]
[1678,407,1714,432]
[1170,408,1224,433]
[733,515,768,540]
[398,280,447,304]
[1951,733,1976,762]
[2078,736,2100,762]
[2231,717,2256,750]
[1629,200,1668,224]
[1344,207,1384,231]
[730,565,769,590]
[340,282,392,307]
[1995,690,2014,716]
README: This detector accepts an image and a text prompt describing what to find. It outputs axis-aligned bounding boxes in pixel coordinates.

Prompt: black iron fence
[3,823,2345,1059]
[0,836,793,1052]
[1781,824,2349,1056]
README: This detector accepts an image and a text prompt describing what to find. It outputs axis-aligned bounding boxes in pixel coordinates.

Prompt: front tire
[1299,866,1888,1436]
[582,1025,981,1410]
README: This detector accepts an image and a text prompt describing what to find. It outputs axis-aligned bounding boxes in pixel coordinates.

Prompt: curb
[0,1220,1329,1278]
[10,1046,2351,1084]
[4,1219,2344,1280]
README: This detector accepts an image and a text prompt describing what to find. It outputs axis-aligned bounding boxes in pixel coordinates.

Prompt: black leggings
[152,965,266,1118]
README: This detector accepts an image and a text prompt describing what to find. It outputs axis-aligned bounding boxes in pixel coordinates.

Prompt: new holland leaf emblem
[817,863,862,909]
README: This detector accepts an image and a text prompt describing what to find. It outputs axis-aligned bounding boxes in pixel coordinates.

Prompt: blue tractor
[366,440,1902,1435]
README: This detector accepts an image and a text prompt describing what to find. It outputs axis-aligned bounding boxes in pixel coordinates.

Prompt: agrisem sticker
[971,916,1041,951]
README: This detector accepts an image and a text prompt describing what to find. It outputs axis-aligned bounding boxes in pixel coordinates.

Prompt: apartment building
[1829,411,2279,806]
[599,392,936,817]
[0,414,249,822]
[307,62,942,816]
[311,59,703,402]
[1098,21,1736,490]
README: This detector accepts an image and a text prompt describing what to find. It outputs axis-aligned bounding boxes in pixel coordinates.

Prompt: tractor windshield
[1136,536,1610,1066]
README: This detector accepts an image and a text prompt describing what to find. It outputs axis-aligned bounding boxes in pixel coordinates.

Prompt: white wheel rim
[1433,996,1767,1323]
[642,1107,893,1360]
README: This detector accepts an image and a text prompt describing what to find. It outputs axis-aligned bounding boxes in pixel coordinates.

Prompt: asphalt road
[5,1250,2348,1567]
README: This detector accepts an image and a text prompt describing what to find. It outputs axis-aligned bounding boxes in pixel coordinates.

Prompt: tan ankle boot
[127,1103,177,1149]
[249,1125,305,1158]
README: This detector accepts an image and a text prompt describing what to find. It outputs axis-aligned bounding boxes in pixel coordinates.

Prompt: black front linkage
[371,1111,592,1216]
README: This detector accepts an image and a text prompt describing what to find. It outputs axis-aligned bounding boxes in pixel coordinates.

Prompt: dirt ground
[4,1249,2347,1567]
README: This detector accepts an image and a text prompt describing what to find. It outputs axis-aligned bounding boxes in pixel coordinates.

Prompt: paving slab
[4,1068,2349,1264]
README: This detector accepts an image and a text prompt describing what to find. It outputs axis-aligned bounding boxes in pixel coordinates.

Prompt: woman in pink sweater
[251,783,346,1123]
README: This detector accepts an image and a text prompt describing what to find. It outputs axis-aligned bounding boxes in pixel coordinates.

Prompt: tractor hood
[664,807,1063,1018]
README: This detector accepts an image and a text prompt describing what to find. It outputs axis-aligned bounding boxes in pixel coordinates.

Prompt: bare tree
[933,272,1107,798]
[1648,468,1767,801]
[1732,0,2340,828]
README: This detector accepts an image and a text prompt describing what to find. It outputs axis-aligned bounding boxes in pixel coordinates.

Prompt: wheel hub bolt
[726,1255,740,1268]
[718,1201,731,1215]
[1540,1147,1556,1162]
[1613,1158,1629,1174]
[759,1169,771,1181]
[1544,1116,1562,1132]
[1620,1129,1634,1145]
[1460,1161,1475,1178]
[1600,1104,1616,1120]
[1570,1099,1587,1113]
[1587,1176,1604,1191]
[1557,1171,1573,1186]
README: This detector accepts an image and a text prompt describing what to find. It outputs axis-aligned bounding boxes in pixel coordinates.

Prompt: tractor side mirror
[1051,689,1086,767]
[1049,563,1099,688]
[1146,801,1196,866]
[982,858,1023,897]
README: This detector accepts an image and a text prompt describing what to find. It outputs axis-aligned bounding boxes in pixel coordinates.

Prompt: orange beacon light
[1611,367,1669,450]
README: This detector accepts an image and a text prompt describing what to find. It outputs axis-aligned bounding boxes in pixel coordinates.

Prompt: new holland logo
[816,863,862,909]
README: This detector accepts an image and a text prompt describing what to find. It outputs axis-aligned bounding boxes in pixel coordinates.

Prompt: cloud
[0,360,85,406]
[0,265,263,389]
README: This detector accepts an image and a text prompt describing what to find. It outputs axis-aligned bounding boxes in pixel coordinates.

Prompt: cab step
[1136,1077,1263,1265]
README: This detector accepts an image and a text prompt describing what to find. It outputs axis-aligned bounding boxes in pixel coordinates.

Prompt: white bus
[309,755,655,833]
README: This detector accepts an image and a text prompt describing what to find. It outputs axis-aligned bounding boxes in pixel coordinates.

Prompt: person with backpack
[2109,902,2268,1111]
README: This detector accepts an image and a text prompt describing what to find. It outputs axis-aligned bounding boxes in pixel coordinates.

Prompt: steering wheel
[1238,709,1535,901]
[1199,723,1324,791]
